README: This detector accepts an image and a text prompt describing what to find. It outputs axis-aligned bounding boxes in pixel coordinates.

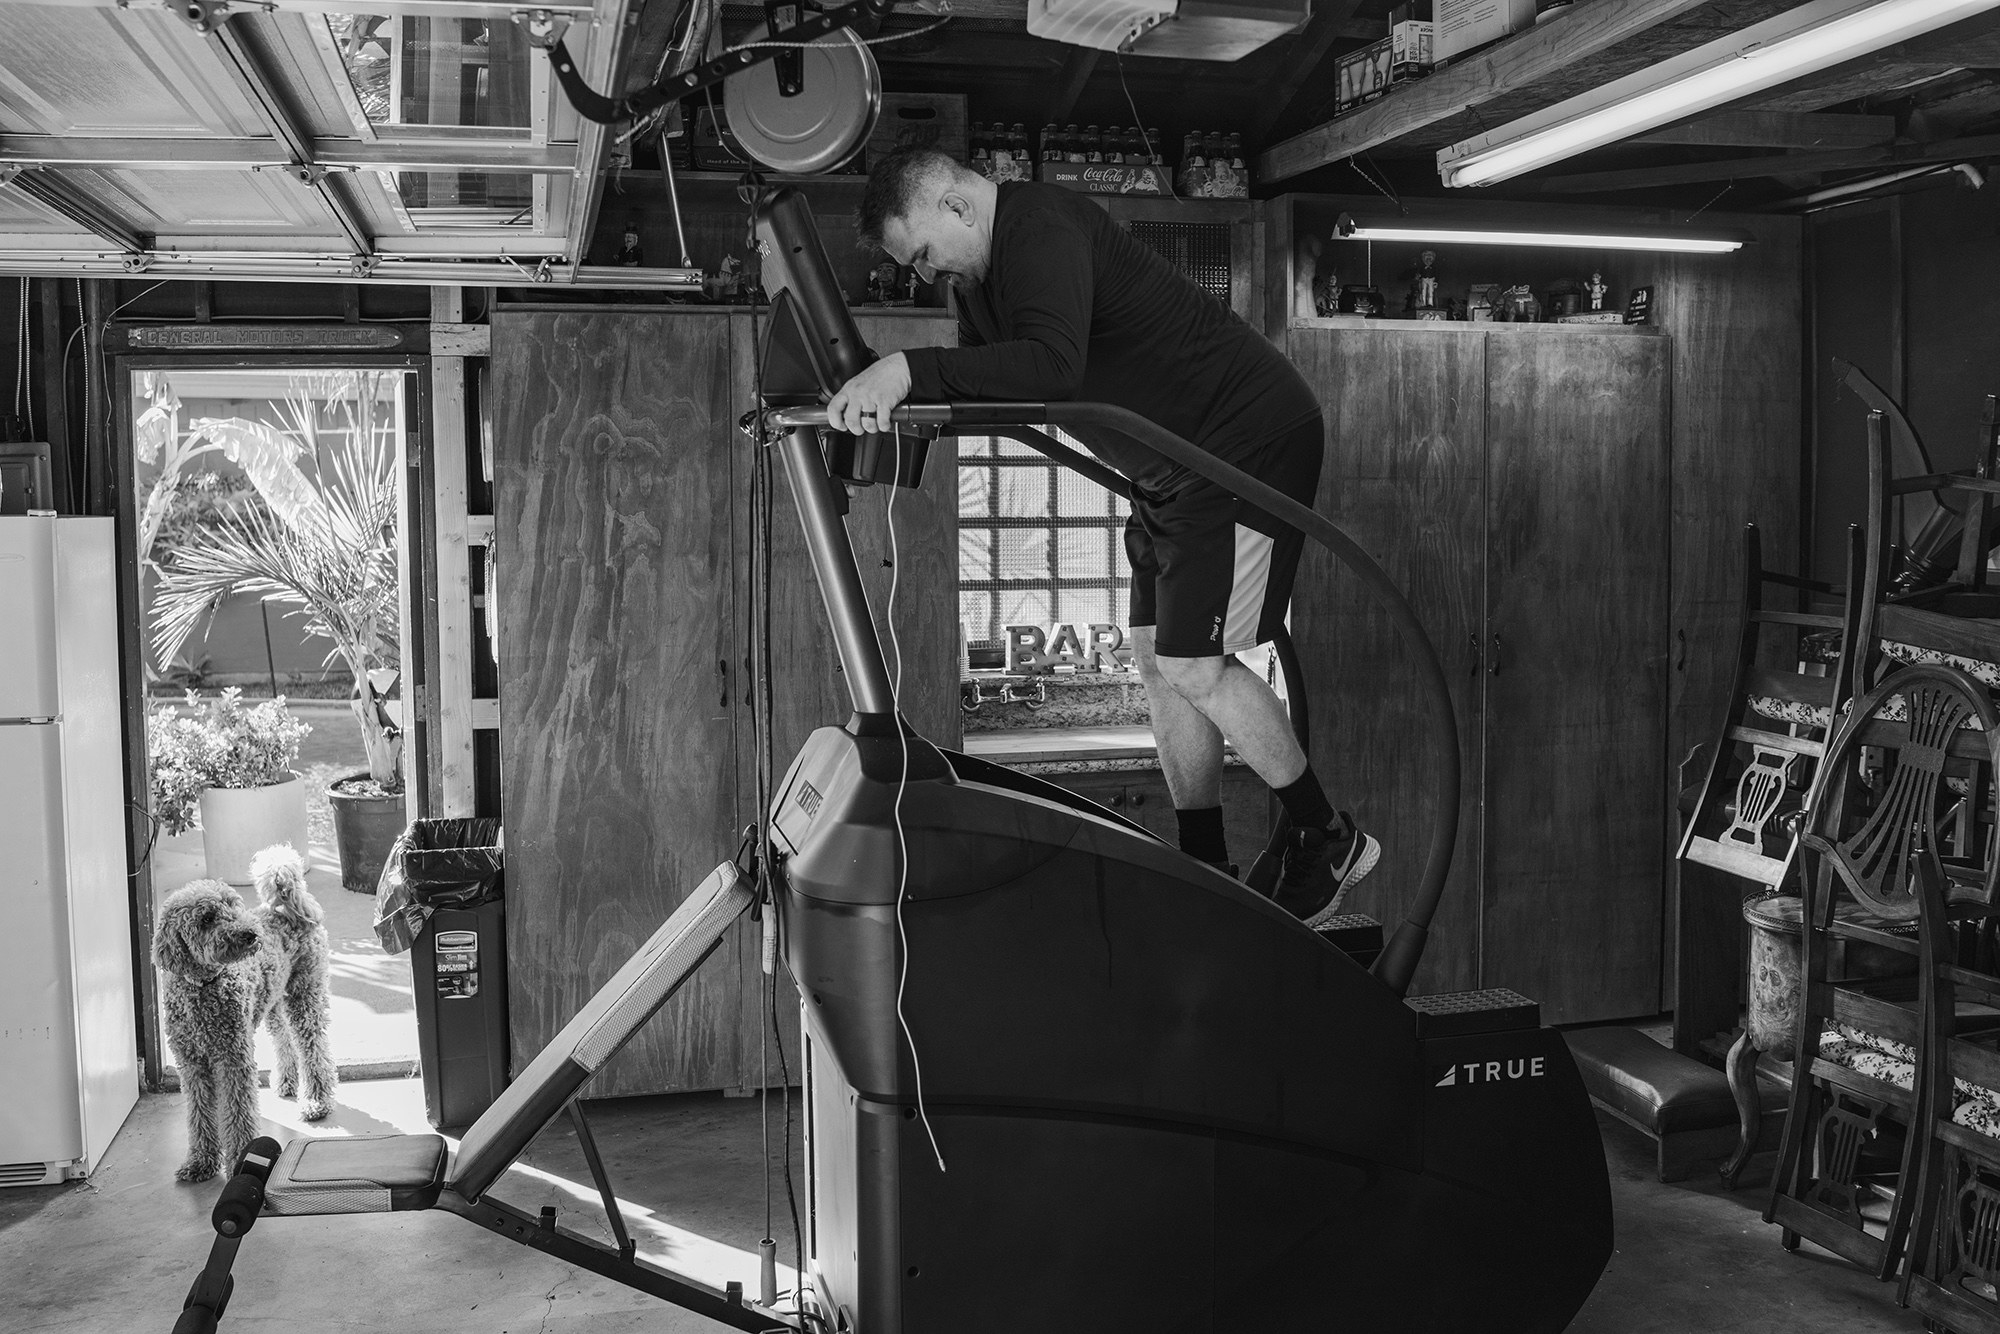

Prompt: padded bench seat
[263,1134,450,1216]
[1566,1026,1785,1183]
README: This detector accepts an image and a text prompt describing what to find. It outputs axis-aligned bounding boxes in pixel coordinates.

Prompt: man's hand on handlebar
[826,352,912,436]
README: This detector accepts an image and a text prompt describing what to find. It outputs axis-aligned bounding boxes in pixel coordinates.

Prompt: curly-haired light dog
[153,846,337,1181]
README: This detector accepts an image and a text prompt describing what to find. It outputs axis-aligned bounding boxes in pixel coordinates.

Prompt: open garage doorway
[129,365,419,1083]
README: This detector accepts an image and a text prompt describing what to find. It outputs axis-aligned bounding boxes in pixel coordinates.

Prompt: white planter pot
[198,775,310,887]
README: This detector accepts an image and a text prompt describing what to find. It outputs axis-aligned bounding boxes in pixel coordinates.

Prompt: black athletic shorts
[1125,413,1324,658]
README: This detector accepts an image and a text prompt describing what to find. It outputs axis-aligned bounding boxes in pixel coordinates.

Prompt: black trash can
[402,818,508,1132]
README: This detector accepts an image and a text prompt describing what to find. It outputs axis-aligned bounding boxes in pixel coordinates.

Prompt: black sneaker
[1272,813,1380,928]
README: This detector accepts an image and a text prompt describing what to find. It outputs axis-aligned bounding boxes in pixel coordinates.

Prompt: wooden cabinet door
[1288,327,1487,997]
[492,310,747,1097]
[1481,331,1671,1025]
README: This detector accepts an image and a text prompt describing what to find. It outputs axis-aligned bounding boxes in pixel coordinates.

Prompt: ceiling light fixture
[1437,0,2000,188]
[1334,214,1745,253]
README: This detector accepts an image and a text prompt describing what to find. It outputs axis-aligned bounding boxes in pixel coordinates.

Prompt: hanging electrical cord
[60,277,167,512]
[14,278,34,439]
[1114,51,1178,202]
[885,425,946,1175]
[740,180,822,1334]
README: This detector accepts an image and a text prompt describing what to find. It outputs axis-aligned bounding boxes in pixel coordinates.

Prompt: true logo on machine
[795,780,823,819]
[1434,1056,1546,1087]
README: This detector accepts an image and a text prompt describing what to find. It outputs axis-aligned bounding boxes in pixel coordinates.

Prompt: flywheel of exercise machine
[723,25,881,175]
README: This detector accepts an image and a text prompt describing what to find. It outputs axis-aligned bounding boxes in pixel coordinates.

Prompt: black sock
[1275,768,1337,834]
[1176,805,1229,864]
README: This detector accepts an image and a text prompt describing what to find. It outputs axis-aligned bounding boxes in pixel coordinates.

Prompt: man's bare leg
[1131,626,1230,807]
[1137,627,1377,918]
[1135,627,1308,794]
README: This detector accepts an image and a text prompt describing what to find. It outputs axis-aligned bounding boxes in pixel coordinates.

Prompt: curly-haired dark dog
[153,846,336,1182]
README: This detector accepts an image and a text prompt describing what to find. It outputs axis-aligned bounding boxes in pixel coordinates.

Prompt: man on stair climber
[828,146,1378,925]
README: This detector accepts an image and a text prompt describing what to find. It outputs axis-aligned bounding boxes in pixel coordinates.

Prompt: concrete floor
[0,1063,1921,1334]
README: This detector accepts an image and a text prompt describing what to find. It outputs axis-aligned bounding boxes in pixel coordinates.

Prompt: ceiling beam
[1256,0,1711,184]
[1,170,146,252]
[0,136,580,173]
[206,20,373,255]
[1047,48,1100,123]
[1536,132,2000,193]
[1246,0,1368,141]
[1630,111,1898,149]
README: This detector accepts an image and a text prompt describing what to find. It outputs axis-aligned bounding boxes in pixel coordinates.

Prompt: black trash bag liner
[402,817,504,909]
[371,833,423,955]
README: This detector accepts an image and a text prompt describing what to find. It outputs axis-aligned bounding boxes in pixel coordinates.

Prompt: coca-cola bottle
[971,123,991,178]
[1064,124,1085,163]
[1009,124,1029,178]
[1224,131,1247,198]
[1083,126,1104,163]
[1146,128,1165,168]
[1201,131,1226,196]
[1179,132,1207,196]
[1038,123,1059,169]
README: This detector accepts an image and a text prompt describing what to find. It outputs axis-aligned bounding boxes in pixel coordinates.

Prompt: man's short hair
[855,146,961,251]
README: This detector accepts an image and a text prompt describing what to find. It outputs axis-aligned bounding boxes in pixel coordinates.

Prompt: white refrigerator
[0,516,138,1185]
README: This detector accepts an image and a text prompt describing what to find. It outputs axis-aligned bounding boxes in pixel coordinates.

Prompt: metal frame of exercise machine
[168,188,1611,1334]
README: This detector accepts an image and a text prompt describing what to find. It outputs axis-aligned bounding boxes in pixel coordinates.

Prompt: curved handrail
[767,401,1461,997]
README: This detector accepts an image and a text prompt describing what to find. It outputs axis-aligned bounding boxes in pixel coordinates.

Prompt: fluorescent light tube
[1440,0,2000,188]
[1342,224,1742,253]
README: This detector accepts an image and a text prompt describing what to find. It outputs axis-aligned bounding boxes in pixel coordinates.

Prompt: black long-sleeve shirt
[901,182,1321,499]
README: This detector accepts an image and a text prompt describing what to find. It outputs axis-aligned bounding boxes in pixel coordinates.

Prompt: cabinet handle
[718,658,728,707]
[1109,792,1125,807]
[1676,628,1687,672]
[1468,631,1482,677]
[1488,632,1502,677]
[1129,791,1146,807]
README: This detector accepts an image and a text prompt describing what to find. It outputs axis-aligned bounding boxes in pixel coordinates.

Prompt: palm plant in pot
[148,689,312,886]
[150,371,407,894]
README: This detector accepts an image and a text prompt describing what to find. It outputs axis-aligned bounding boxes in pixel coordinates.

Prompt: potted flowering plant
[148,689,312,886]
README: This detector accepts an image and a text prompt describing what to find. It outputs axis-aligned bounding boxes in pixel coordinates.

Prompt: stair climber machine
[166,190,1612,1334]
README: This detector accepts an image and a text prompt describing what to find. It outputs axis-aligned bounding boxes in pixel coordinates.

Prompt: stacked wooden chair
[1679,522,1864,904]
[1767,662,2000,1282]
[1905,825,2000,1333]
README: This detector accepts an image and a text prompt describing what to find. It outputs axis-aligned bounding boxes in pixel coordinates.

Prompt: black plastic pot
[328,771,406,894]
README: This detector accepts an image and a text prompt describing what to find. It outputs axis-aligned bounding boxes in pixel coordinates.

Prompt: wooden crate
[866,92,968,168]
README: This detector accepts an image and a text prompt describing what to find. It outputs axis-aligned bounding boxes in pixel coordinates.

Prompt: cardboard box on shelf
[1334,36,1394,114]
[1435,0,1536,63]
[691,105,754,172]
[1391,20,1433,77]
[866,93,969,168]
[1034,161,1168,196]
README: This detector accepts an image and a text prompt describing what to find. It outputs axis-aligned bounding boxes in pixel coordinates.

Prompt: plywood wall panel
[493,310,746,1097]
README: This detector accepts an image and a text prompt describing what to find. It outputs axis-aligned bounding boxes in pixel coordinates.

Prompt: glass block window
[958,430,1131,661]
